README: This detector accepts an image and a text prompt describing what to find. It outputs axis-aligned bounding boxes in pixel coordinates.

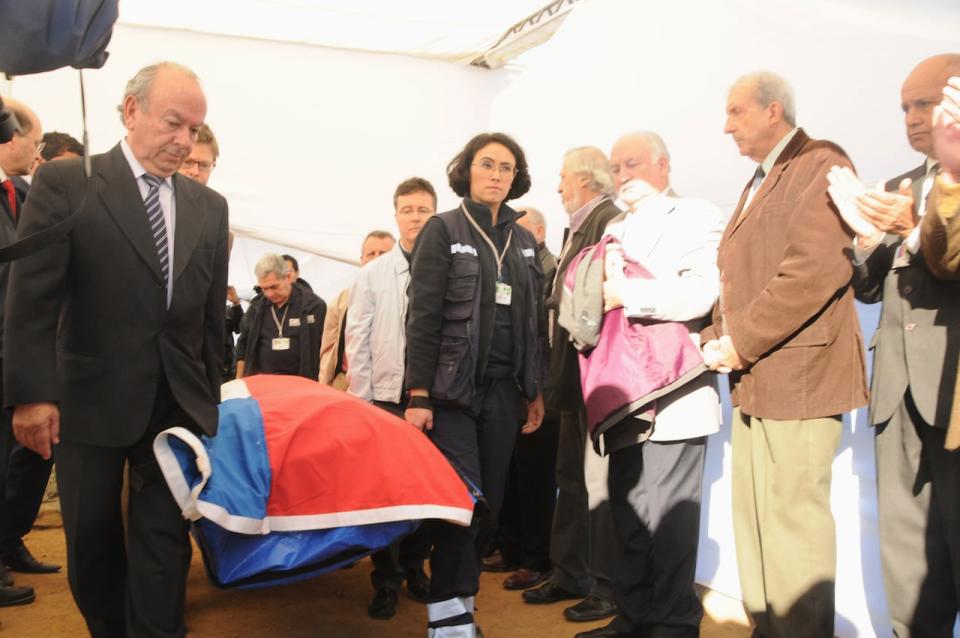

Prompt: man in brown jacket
[702,71,868,638]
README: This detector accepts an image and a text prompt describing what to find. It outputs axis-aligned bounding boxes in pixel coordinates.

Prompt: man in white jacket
[575,133,724,638]
[345,177,437,620]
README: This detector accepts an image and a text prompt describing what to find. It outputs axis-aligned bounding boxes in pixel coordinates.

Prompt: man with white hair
[236,253,326,380]
[4,62,230,635]
[575,132,723,638]
[701,71,867,637]
[522,147,622,625]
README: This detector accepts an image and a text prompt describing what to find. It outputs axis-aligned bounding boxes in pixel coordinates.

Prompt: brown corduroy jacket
[702,129,869,420]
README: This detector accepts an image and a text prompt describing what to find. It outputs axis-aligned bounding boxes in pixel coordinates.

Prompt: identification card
[495,281,512,305]
[306,314,316,324]
[272,337,291,351]
[288,318,301,327]
[892,243,912,269]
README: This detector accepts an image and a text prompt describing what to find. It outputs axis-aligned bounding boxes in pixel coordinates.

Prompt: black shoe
[0,584,35,607]
[563,595,619,622]
[2,543,61,574]
[521,580,582,605]
[368,587,398,620]
[574,622,623,638]
[0,565,12,587]
[405,568,430,603]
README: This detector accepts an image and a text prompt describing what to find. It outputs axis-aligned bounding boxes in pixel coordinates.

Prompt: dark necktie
[1,179,16,218]
[142,174,170,285]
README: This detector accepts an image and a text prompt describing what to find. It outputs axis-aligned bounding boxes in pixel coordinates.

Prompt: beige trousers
[731,407,841,638]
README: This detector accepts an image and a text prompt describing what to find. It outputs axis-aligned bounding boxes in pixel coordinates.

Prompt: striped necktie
[142,174,170,285]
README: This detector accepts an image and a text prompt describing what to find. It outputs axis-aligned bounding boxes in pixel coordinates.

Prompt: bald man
[0,97,44,607]
[850,53,960,636]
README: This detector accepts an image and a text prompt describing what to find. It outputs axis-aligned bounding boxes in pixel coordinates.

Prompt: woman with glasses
[404,132,545,637]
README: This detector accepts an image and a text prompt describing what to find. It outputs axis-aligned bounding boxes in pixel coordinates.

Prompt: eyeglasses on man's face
[181,158,215,173]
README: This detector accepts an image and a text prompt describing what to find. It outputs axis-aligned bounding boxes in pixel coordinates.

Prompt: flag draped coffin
[153,375,474,589]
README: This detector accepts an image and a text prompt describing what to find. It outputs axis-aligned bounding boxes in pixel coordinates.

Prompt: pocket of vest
[443,257,479,321]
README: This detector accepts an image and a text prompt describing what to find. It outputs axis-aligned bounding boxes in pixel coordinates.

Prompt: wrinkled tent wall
[10,23,505,302]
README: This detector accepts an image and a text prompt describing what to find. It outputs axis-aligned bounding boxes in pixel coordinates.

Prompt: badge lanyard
[460,203,513,281]
[461,203,514,305]
[271,304,290,337]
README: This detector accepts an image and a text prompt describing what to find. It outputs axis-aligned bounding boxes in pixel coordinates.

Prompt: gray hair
[624,131,670,163]
[734,71,796,126]
[563,146,615,196]
[117,61,200,124]
[254,253,290,280]
[517,206,546,232]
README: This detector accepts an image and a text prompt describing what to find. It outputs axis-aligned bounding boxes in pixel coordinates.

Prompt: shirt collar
[926,156,939,175]
[760,127,800,178]
[569,194,606,234]
[121,138,174,189]
[0,166,8,183]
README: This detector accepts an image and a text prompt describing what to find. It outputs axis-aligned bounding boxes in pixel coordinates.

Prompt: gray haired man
[236,253,326,380]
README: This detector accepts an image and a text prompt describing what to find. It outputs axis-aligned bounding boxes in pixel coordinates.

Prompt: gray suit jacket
[852,163,960,427]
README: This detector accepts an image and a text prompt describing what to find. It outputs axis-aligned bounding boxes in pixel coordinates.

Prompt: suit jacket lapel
[171,174,207,284]
[98,144,163,281]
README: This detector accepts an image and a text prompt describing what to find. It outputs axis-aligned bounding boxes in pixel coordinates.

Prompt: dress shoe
[503,568,549,590]
[0,566,12,587]
[564,594,619,622]
[367,587,398,620]
[2,543,61,574]
[0,583,35,607]
[405,568,430,603]
[574,622,624,637]
[521,580,582,604]
[480,551,518,573]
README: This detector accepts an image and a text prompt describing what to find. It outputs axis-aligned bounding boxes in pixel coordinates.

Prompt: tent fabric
[153,375,474,588]
[117,0,553,63]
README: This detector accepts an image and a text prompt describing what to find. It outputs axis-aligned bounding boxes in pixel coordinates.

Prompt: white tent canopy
[7,1,960,634]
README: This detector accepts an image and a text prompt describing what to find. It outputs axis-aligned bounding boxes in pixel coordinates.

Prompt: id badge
[272,337,291,351]
[495,281,512,305]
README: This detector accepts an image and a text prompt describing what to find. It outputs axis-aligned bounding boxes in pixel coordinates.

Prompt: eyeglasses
[472,159,517,176]
[181,158,215,173]
[35,141,45,155]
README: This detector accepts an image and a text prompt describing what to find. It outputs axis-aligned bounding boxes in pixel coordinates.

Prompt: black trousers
[56,375,195,638]
[426,377,522,602]
[0,356,51,560]
[608,436,706,638]
[0,442,53,553]
[548,408,620,600]
[877,391,960,638]
[369,399,431,591]
[497,411,560,571]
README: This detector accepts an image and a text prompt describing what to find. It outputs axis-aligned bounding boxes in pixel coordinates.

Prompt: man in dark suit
[851,54,960,637]
[0,97,44,608]
[521,146,623,625]
[0,100,62,583]
[4,62,229,636]
[702,71,868,638]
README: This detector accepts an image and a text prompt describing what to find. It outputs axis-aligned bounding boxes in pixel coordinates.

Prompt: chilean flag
[153,375,473,589]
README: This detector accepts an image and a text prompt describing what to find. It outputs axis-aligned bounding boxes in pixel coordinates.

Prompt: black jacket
[405,199,542,407]
[4,145,229,445]
[0,175,21,359]
[237,281,326,380]
[544,197,622,411]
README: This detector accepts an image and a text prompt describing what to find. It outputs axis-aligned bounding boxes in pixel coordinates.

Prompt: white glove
[826,166,882,240]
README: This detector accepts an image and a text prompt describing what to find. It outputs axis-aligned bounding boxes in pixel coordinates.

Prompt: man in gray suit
[851,53,960,636]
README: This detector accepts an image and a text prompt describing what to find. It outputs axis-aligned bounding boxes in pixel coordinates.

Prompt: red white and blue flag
[153,374,473,589]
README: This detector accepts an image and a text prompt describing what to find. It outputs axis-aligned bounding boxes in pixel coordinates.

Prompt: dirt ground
[1,510,751,637]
